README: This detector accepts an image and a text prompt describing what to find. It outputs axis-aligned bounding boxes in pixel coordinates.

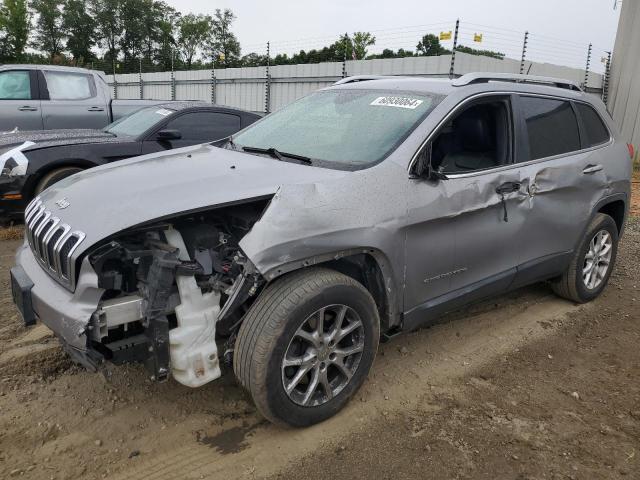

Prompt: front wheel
[234,268,380,427]
[551,213,619,303]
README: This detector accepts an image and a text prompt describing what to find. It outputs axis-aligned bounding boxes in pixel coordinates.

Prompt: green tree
[0,0,30,61]
[455,44,505,60]
[91,0,122,65]
[63,0,96,64]
[367,47,414,59]
[31,0,65,59]
[351,31,375,60]
[208,8,240,68]
[240,52,268,67]
[416,33,449,56]
[155,13,178,71]
[177,13,210,68]
[140,1,177,66]
[119,0,146,67]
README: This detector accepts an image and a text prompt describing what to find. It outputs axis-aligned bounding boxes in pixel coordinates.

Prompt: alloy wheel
[582,229,613,290]
[281,304,365,407]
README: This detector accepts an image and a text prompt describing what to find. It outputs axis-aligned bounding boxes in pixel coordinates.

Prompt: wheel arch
[596,196,626,233]
[25,158,97,198]
[260,248,401,333]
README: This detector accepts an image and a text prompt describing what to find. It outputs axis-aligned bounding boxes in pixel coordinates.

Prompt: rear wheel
[34,167,84,195]
[551,213,619,303]
[234,267,380,427]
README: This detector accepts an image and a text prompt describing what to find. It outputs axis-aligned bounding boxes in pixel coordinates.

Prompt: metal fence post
[583,43,592,89]
[112,59,118,100]
[449,19,460,79]
[265,41,271,114]
[139,58,143,99]
[211,67,216,104]
[602,50,612,103]
[342,32,348,78]
[170,50,176,101]
[519,31,529,75]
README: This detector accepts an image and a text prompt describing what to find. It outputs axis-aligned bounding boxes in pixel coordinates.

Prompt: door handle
[18,106,38,112]
[583,164,603,174]
[495,182,521,223]
[87,106,105,112]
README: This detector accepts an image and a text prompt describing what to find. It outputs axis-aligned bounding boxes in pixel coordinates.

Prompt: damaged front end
[85,201,267,386]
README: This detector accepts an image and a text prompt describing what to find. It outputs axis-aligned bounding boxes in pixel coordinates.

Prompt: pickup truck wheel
[34,167,84,195]
[234,267,380,427]
[551,213,619,303]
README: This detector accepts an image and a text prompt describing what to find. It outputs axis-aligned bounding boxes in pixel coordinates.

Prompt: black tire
[34,167,84,195]
[234,267,380,427]
[551,213,619,303]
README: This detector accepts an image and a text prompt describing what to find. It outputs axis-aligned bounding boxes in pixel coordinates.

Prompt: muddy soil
[0,217,638,480]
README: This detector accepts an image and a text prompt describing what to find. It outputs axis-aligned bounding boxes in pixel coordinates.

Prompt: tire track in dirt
[110,291,586,480]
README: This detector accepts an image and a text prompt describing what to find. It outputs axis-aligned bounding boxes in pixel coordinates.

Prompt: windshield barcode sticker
[370,96,423,109]
[155,108,173,116]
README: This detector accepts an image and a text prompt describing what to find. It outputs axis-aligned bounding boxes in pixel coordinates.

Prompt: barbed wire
[35,18,610,77]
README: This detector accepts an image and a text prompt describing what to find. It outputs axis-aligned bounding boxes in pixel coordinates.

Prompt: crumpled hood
[36,143,345,253]
[0,129,118,151]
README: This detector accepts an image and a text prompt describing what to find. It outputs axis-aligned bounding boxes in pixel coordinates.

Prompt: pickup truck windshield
[105,106,175,137]
[233,89,441,169]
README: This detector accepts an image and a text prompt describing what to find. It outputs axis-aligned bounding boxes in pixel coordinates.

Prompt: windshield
[105,106,175,137]
[233,89,442,169]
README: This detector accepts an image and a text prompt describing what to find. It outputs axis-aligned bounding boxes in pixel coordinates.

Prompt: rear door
[0,70,43,131]
[40,69,110,129]
[511,95,610,286]
[141,110,242,153]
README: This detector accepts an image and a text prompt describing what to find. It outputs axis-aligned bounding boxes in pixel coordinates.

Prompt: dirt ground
[0,216,638,479]
[631,170,640,216]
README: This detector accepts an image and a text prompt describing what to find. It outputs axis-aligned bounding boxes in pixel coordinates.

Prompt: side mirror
[156,129,182,141]
[412,144,447,181]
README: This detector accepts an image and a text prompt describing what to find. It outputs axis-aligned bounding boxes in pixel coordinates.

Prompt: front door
[404,94,529,329]
[0,70,43,131]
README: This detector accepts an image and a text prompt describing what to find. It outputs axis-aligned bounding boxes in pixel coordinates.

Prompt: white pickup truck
[0,64,167,131]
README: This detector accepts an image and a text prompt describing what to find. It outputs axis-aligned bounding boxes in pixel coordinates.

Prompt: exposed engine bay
[85,200,269,386]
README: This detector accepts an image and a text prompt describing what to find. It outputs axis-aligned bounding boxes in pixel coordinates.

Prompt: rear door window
[0,71,32,99]
[520,96,580,161]
[164,112,242,142]
[43,71,96,100]
[575,103,610,147]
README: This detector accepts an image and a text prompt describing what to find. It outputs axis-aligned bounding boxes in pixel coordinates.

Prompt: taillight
[628,143,635,160]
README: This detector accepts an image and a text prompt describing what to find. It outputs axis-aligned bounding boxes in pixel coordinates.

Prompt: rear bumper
[14,242,104,356]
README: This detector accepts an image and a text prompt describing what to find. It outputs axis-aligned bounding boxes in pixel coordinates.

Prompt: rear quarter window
[520,96,580,161]
[575,103,610,147]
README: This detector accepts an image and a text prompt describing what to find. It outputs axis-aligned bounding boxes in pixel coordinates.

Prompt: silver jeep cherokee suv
[10,73,633,427]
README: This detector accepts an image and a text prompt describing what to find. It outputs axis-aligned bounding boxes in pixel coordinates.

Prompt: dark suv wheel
[233,267,380,427]
[551,213,619,303]
[35,167,84,195]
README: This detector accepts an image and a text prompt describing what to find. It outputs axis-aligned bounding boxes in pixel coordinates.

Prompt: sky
[165,0,622,72]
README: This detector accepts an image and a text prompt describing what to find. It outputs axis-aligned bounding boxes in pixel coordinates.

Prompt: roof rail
[333,75,396,85]
[452,73,582,91]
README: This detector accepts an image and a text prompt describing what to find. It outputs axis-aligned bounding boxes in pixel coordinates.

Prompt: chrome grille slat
[27,206,46,249]
[41,217,61,269]
[23,201,85,291]
[52,224,71,276]
[33,211,52,259]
